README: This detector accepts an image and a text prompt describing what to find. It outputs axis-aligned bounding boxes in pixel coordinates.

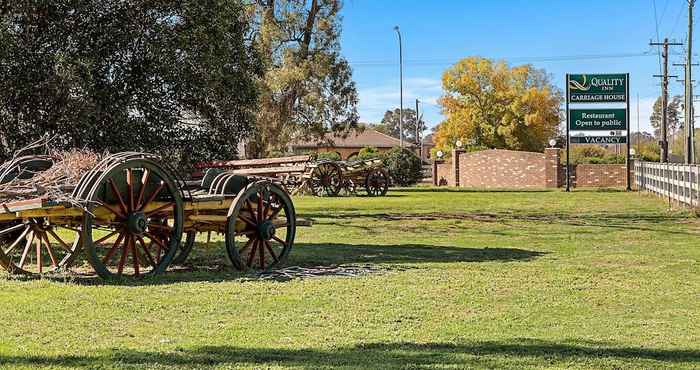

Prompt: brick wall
[571,164,628,187]
[432,148,630,189]
[457,149,548,188]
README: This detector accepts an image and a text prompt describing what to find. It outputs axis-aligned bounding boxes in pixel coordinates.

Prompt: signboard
[568,74,627,103]
[568,109,626,130]
[570,136,627,144]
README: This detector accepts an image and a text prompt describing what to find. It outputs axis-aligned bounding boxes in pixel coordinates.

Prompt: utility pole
[415,98,421,158]
[688,0,696,162]
[393,26,404,149]
[637,93,641,157]
[651,38,682,162]
[674,65,698,162]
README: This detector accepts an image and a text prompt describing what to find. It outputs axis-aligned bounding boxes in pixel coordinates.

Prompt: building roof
[291,129,415,149]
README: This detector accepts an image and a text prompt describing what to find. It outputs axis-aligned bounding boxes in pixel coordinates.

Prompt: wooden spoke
[145,202,174,216]
[135,235,157,268]
[267,205,283,221]
[18,231,34,268]
[40,232,58,267]
[98,198,126,219]
[238,215,258,228]
[127,168,135,212]
[271,235,288,247]
[0,222,26,236]
[116,235,130,275]
[91,229,121,246]
[139,181,165,211]
[246,239,259,267]
[144,232,167,261]
[257,194,264,223]
[147,223,172,232]
[235,229,257,237]
[4,226,30,254]
[35,234,42,273]
[259,238,266,269]
[131,235,139,277]
[136,169,150,209]
[108,178,129,215]
[245,200,257,220]
[102,232,125,264]
[238,238,255,254]
[264,240,279,263]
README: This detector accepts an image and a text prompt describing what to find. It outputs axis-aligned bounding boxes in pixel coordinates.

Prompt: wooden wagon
[196,155,389,197]
[0,152,297,279]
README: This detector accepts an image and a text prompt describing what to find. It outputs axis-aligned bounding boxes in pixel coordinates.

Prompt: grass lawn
[0,187,698,369]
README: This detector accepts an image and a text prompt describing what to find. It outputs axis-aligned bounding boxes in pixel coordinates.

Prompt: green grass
[0,187,698,369]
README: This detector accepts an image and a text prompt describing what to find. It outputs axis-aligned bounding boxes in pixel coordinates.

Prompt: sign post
[565,73,630,191]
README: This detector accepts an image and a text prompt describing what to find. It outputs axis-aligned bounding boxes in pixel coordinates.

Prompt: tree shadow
[9,242,543,286]
[1,339,697,369]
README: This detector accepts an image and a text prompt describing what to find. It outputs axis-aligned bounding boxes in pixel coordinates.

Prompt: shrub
[316,151,341,161]
[381,148,423,186]
[357,146,380,160]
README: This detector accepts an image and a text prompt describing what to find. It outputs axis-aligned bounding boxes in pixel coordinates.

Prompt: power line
[348,51,658,67]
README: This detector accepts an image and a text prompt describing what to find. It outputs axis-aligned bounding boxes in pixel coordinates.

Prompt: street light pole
[394,25,404,148]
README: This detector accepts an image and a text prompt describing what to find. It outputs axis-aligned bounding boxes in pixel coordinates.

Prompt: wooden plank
[196,155,311,169]
[231,165,307,176]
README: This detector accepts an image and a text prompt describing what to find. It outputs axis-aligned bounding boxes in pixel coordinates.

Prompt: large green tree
[374,108,426,144]
[0,1,260,167]
[650,95,682,139]
[246,0,359,157]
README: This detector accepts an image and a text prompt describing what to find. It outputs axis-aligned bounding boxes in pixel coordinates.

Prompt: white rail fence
[634,161,700,207]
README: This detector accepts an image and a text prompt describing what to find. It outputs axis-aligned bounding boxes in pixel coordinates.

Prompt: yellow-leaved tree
[434,57,562,155]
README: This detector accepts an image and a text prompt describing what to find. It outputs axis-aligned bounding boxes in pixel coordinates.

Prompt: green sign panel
[568,74,627,103]
[569,109,627,130]
[570,136,627,144]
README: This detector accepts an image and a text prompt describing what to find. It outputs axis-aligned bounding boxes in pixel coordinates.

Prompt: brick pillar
[432,160,440,186]
[544,148,560,188]
[452,149,464,187]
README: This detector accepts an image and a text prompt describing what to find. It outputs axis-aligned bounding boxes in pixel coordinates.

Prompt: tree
[650,95,682,139]
[0,1,260,167]
[374,108,426,143]
[245,0,359,157]
[434,56,562,153]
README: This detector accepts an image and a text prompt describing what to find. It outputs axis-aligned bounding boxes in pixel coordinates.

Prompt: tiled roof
[291,129,415,148]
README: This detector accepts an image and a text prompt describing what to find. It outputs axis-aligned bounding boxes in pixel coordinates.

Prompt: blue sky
[340,0,692,133]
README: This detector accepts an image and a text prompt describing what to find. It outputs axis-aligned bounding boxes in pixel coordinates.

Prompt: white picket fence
[634,161,700,207]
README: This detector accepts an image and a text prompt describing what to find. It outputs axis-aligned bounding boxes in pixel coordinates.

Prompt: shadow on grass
[1,339,697,368]
[394,187,555,193]
[13,242,543,286]
[304,210,697,236]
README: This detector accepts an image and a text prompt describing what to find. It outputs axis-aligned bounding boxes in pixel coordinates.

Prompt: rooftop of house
[291,128,416,149]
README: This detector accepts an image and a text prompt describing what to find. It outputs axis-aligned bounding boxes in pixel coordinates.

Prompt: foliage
[381,148,423,186]
[246,0,359,157]
[434,57,562,155]
[562,145,626,164]
[650,95,682,139]
[316,151,341,161]
[0,1,260,168]
[357,146,380,160]
[374,108,426,143]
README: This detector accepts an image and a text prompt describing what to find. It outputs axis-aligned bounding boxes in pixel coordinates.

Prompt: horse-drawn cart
[196,155,389,197]
[0,152,296,279]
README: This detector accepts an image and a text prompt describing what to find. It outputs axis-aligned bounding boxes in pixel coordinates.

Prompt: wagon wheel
[172,230,197,265]
[0,218,81,275]
[365,168,389,196]
[309,162,342,196]
[226,181,296,271]
[81,159,184,279]
[342,178,356,196]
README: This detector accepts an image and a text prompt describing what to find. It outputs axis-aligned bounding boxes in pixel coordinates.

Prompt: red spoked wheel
[0,218,81,275]
[309,162,342,197]
[80,159,183,279]
[225,181,296,271]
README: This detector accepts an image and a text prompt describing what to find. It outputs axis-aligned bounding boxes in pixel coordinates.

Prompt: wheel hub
[127,212,148,235]
[257,220,276,240]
